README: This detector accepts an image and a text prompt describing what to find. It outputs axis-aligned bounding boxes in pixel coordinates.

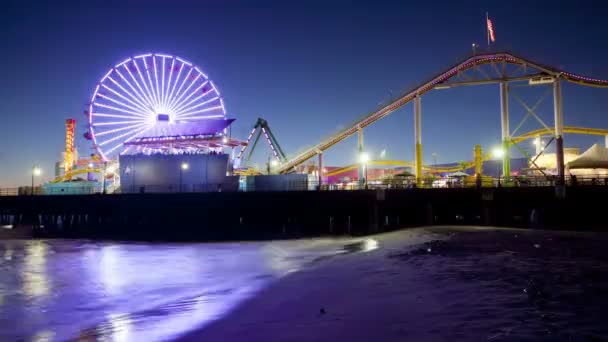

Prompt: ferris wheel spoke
[172,86,214,114]
[130,60,158,110]
[93,120,144,126]
[170,80,210,113]
[117,67,153,108]
[179,115,225,121]
[107,72,152,112]
[92,113,140,119]
[174,96,220,117]
[160,56,166,108]
[106,126,152,156]
[168,71,200,110]
[95,93,147,117]
[167,65,194,109]
[98,124,150,146]
[142,58,160,109]
[95,122,147,137]
[101,83,150,114]
[164,58,176,109]
[177,106,224,118]
[166,61,184,110]
[152,56,162,109]
[93,103,147,117]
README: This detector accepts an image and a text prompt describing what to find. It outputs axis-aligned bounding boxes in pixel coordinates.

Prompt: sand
[178,226,608,341]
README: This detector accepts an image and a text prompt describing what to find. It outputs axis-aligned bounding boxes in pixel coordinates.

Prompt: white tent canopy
[566,144,608,170]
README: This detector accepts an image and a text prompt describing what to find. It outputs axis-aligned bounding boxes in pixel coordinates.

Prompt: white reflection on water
[108,313,132,342]
[99,245,127,295]
[4,247,13,261]
[31,330,55,342]
[22,241,50,299]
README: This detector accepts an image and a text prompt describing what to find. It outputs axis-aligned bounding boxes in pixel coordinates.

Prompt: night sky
[1,0,607,187]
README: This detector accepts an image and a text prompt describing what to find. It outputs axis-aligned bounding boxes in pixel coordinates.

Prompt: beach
[180,227,608,341]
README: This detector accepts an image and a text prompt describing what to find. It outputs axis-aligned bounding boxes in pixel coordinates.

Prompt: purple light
[169,77,204,113]
[112,69,152,111]
[161,56,166,108]
[179,114,224,120]
[194,66,209,79]
[142,57,160,108]
[95,93,147,117]
[94,120,143,127]
[171,81,210,113]
[98,124,149,146]
[115,57,132,68]
[93,102,144,117]
[152,56,161,108]
[176,57,192,66]
[121,64,155,109]
[93,113,138,119]
[167,66,194,110]
[165,58,176,109]
[166,61,184,109]
[134,59,158,109]
[96,123,147,137]
[102,82,149,114]
[175,96,219,117]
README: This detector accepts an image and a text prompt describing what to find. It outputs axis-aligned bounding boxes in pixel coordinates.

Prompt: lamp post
[359,152,369,189]
[492,147,505,186]
[180,162,189,192]
[31,166,41,195]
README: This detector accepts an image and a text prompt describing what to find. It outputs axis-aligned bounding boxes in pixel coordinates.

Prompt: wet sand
[180,227,608,341]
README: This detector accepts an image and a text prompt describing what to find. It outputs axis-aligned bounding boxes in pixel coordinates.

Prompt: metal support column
[500,81,510,181]
[535,135,543,156]
[553,79,565,183]
[358,128,364,186]
[318,153,323,188]
[414,95,423,186]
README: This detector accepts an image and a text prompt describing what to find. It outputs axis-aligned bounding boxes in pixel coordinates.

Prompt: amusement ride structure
[276,52,608,186]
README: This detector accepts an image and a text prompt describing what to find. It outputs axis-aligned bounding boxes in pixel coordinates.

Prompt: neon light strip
[166,61,184,110]
[165,58,176,110]
[169,77,205,113]
[121,64,155,110]
[93,102,146,117]
[176,57,192,66]
[161,56,166,108]
[142,57,160,108]
[107,73,151,111]
[194,66,209,79]
[178,114,224,120]
[115,57,132,68]
[102,82,150,114]
[93,113,139,119]
[175,96,220,117]
[133,59,158,110]
[152,55,161,109]
[94,120,143,126]
[96,122,147,138]
[96,93,147,117]
[171,82,211,114]
[98,124,149,146]
[167,67,194,109]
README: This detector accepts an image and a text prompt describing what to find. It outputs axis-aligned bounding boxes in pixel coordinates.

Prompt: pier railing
[1,175,608,196]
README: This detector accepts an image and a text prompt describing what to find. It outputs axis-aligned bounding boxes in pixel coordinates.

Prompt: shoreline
[178,226,608,341]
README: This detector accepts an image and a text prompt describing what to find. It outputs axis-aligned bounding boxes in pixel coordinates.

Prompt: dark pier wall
[0,187,606,241]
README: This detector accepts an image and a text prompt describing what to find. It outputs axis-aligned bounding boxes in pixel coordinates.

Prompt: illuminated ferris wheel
[86,53,226,161]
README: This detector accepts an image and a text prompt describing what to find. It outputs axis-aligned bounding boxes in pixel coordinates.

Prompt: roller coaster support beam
[500,81,511,182]
[414,95,423,186]
[358,128,364,186]
[553,79,565,183]
[318,152,323,188]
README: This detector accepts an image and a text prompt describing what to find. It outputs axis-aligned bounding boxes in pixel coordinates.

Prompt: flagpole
[486,12,490,48]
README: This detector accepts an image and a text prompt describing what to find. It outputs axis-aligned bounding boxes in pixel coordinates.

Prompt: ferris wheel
[86,53,226,161]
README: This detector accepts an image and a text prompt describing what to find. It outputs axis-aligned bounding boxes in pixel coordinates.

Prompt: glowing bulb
[359,152,370,164]
[32,167,42,176]
[270,159,279,167]
[492,148,505,158]
[181,162,189,170]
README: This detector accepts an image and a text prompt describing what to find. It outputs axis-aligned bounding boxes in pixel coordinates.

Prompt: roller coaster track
[278,52,608,174]
[324,126,608,177]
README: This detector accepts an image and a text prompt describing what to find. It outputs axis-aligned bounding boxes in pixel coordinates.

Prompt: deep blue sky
[1,0,607,186]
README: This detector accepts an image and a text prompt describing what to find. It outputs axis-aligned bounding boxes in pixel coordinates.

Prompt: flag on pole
[486,14,496,43]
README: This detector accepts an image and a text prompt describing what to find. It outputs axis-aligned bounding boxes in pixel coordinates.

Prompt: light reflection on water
[0,238,353,341]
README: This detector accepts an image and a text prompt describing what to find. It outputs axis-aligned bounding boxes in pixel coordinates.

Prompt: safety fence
[1,175,608,196]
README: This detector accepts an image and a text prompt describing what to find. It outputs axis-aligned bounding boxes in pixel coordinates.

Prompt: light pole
[432,152,438,166]
[31,166,41,195]
[492,147,505,185]
[180,162,189,192]
[359,152,369,189]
